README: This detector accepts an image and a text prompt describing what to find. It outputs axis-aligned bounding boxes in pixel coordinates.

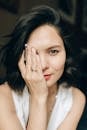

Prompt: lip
[44,74,52,80]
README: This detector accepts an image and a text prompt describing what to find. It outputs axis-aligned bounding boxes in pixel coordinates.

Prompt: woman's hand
[18,45,48,101]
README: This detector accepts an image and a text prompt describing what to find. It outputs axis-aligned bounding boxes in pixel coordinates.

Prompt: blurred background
[0,0,87,47]
[0,0,87,130]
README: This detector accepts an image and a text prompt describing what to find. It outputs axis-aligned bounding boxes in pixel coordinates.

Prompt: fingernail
[25,44,27,48]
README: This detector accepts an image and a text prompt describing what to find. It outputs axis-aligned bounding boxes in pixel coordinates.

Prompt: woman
[0,5,86,130]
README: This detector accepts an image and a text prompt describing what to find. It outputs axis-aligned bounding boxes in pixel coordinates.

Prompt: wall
[0,0,58,46]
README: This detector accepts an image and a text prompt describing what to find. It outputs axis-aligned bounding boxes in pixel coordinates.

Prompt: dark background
[0,0,87,130]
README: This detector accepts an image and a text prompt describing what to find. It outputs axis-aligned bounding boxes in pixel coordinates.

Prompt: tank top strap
[12,86,29,130]
[47,86,73,130]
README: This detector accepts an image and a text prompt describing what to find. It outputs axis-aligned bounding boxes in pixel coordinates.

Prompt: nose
[39,54,49,71]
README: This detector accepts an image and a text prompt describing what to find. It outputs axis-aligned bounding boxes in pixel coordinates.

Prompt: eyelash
[49,49,59,56]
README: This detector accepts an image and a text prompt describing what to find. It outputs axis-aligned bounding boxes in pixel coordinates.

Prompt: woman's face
[27,25,66,88]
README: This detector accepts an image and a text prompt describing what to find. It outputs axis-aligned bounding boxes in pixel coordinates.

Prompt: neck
[48,84,58,99]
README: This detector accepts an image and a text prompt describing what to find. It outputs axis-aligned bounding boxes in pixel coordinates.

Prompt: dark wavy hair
[0,5,86,94]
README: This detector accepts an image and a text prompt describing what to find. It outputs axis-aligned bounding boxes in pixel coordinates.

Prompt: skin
[20,24,66,96]
[0,24,86,130]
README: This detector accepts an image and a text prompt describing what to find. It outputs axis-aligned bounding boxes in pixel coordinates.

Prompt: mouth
[44,74,52,80]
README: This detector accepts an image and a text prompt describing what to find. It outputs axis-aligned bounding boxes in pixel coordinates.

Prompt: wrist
[30,94,48,105]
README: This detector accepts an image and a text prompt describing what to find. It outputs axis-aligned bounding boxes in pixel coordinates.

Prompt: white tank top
[12,86,73,130]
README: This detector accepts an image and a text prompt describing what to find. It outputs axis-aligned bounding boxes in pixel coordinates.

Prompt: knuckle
[24,73,44,83]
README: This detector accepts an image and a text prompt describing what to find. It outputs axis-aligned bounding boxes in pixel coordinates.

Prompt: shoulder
[57,87,86,130]
[0,82,12,99]
[0,83,23,130]
[72,87,86,109]
[71,87,86,117]
[0,82,15,113]
[68,87,86,127]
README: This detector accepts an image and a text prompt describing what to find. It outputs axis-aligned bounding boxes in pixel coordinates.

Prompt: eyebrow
[47,45,62,50]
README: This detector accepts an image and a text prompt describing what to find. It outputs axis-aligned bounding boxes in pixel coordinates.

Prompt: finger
[18,51,26,78]
[26,45,32,73]
[31,48,37,71]
[24,44,27,64]
[36,53,43,75]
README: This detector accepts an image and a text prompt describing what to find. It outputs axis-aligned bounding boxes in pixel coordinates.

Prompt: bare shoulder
[71,87,86,121]
[57,87,86,130]
[0,83,23,130]
[0,82,11,99]
[72,87,86,108]
[0,82,12,100]
[0,82,15,112]
[67,87,86,128]
[0,82,11,95]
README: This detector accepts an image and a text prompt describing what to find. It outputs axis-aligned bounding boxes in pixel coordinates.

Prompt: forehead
[27,25,64,49]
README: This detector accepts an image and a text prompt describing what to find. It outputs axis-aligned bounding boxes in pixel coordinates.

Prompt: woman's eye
[49,49,59,56]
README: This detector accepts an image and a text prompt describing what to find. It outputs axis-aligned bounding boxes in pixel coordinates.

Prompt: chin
[46,80,57,88]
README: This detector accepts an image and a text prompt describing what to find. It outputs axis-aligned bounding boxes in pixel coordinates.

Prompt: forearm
[27,96,47,130]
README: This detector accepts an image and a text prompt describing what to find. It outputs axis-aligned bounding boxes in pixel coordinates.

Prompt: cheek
[49,55,66,71]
